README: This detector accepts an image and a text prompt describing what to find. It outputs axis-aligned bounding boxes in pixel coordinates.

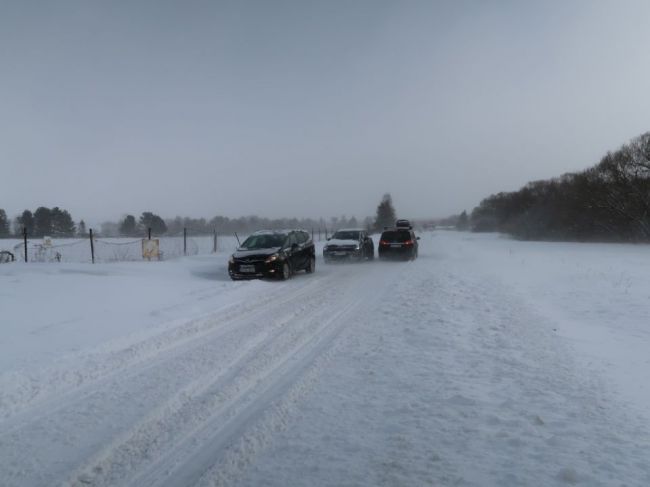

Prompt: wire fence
[0,227,346,264]
[0,232,240,264]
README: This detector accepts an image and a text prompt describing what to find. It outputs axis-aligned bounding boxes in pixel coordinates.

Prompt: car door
[285,232,302,270]
[303,231,315,260]
[295,231,310,269]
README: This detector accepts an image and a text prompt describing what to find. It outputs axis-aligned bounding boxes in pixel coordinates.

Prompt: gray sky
[2,0,650,225]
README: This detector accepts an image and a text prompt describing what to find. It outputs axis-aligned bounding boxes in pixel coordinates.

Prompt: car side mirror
[327,238,331,241]
[416,236,420,240]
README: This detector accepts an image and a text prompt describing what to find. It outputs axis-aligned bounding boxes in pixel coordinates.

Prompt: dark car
[395,219,412,229]
[378,228,419,260]
[323,228,374,263]
[228,229,316,280]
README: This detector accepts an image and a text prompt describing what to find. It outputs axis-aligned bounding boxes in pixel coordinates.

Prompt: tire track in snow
[123,281,382,487]
[0,275,340,487]
[0,276,324,428]
[0,263,397,487]
[69,291,353,486]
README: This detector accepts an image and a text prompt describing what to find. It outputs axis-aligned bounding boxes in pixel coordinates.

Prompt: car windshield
[240,233,286,250]
[381,230,411,242]
[332,231,359,240]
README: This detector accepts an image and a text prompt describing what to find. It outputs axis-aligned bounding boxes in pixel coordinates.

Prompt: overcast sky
[2,0,650,225]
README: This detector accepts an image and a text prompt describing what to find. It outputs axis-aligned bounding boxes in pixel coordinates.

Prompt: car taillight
[404,240,414,246]
[379,240,389,246]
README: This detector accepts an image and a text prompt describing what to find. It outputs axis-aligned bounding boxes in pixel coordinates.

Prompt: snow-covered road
[1,232,649,486]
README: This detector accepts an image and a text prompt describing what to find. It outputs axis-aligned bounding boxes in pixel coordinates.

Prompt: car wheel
[279,262,291,280]
[306,256,316,274]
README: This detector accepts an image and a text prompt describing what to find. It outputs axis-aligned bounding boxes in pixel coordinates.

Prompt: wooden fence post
[89,228,95,264]
[23,227,28,263]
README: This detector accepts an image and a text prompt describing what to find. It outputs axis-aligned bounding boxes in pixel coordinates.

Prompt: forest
[471,132,650,241]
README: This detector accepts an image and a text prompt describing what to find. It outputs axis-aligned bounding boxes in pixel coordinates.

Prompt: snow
[1,231,649,486]
[445,232,650,422]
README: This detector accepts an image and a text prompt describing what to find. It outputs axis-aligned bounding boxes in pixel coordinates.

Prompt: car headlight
[228,255,235,264]
[323,246,329,251]
[355,245,360,250]
[265,253,279,263]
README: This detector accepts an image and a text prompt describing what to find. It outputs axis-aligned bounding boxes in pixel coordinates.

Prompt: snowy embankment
[0,231,649,486]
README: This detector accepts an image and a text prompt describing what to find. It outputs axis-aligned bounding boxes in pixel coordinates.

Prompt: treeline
[3,194,389,239]
[1,208,370,239]
[471,131,650,242]
[0,209,8,237]
[0,207,83,238]
[99,213,371,237]
[179,214,366,235]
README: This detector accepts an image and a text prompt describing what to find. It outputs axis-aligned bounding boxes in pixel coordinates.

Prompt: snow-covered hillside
[1,231,649,486]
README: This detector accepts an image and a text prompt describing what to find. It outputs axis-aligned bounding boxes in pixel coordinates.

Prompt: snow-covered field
[1,231,649,486]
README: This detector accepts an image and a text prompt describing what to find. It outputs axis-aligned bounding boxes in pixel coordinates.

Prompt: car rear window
[380,230,411,242]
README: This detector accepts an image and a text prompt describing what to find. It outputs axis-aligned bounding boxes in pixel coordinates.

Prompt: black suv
[395,219,412,229]
[323,228,374,263]
[228,230,316,280]
[378,228,419,260]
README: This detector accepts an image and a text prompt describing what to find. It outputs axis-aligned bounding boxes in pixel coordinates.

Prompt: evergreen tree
[62,211,76,236]
[374,193,397,230]
[78,220,87,236]
[140,212,167,235]
[456,211,469,231]
[34,207,53,237]
[50,207,62,235]
[16,210,34,236]
[120,215,138,236]
[51,207,76,237]
[0,209,9,237]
